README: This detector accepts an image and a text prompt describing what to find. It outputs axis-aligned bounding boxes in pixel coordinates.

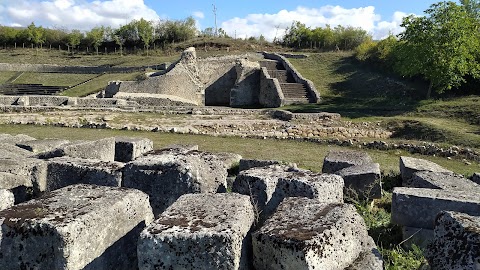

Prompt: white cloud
[220,6,412,41]
[192,11,204,19]
[0,0,160,30]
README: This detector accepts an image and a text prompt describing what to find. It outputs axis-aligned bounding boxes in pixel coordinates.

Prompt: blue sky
[0,0,453,40]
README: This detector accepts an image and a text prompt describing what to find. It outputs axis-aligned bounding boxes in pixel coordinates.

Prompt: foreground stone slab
[16,139,70,154]
[0,133,35,144]
[123,150,228,216]
[114,137,153,162]
[391,187,480,229]
[253,198,376,270]
[215,152,243,169]
[336,163,382,199]
[238,158,291,171]
[233,165,343,219]
[0,157,47,200]
[0,143,33,158]
[322,150,373,173]
[401,226,434,249]
[46,157,124,191]
[38,138,116,162]
[0,184,154,270]
[0,189,14,211]
[408,171,480,191]
[425,211,480,270]
[472,173,480,185]
[346,237,384,270]
[138,193,254,270]
[399,156,451,183]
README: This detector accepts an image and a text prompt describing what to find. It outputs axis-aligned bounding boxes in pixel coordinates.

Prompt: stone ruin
[0,133,479,269]
[102,47,320,108]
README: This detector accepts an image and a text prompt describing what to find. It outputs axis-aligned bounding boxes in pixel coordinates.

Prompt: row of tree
[355,0,480,97]
[0,17,200,55]
[281,22,370,51]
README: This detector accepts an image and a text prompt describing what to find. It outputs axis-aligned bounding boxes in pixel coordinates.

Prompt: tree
[66,30,83,55]
[395,2,480,98]
[136,19,154,55]
[26,22,46,50]
[461,0,480,20]
[86,26,105,55]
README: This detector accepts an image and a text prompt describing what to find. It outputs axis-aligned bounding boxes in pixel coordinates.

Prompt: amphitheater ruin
[0,48,479,269]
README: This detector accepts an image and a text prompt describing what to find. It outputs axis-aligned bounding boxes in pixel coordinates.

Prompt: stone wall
[230,59,261,107]
[263,52,320,103]
[259,67,284,107]
[0,63,151,74]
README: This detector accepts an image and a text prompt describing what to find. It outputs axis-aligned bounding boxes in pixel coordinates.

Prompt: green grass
[13,72,97,87]
[60,72,143,97]
[0,71,17,83]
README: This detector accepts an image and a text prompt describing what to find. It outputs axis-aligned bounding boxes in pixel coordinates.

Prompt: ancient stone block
[123,150,228,216]
[322,150,373,173]
[408,171,480,191]
[336,163,382,199]
[114,137,153,162]
[233,165,343,219]
[46,157,124,191]
[426,211,480,270]
[399,156,452,183]
[345,237,384,270]
[138,193,254,270]
[239,158,294,171]
[38,138,116,162]
[472,173,480,185]
[253,198,374,270]
[0,133,35,144]
[215,152,242,169]
[161,144,199,152]
[391,187,480,229]
[0,184,154,270]
[16,139,70,154]
[0,143,33,158]
[0,189,14,211]
[0,157,47,200]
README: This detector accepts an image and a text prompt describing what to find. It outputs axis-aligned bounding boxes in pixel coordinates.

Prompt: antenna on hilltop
[213,3,218,37]
[273,25,280,43]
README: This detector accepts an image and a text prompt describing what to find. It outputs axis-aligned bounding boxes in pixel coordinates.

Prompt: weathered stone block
[46,157,124,192]
[408,171,480,191]
[239,158,293,171]
[401,226,434,249]
[0,189,14,211]
[0,143,33,158]
[391,187,480,229]
[426,211,480,270]
[322,150,373,173]
[161,144,199,152]
[399,156,451,183]
[472,173,480,185]
[38,138,116,162]
[253,198,374,270]
[138,193,254,270]
[16,139,70,154]
[345,237,384,270]
[114,137,153,162]
[336,163,382,199]
[0,133,35,144]
[215,152,242,169]
[0,184,154,270]
[123,150,228,216]
[0,157,47,200]
[233,165,343,219]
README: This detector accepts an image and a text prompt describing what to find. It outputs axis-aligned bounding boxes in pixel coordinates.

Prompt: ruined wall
[259,67,284,108]
[230,59,261,107]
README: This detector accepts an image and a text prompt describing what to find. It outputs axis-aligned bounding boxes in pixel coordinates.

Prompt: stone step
[259,60,284,70]
[267,70,295,83]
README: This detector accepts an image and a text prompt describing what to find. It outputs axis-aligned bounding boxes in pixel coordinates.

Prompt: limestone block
[138,193,254,270]
[401,226,434,249]
[38,138,116,162]
[0,133,35,144]
[425,211,480,270]
[16,139,70,154]
[0,184,154,270]
[472,173,480,185]
[345,237,384,270]
[114,137,153,162]
[239,158,295,171]
[336,163,382,199]
[233,165,343,220]
[391,187,480,229]
[0,189,14,210]
[322,150,373,173]
[399,156,452,183]
[46,157,124,191]
[161,144,198,152]
[215,152,242,169]
[0,143,32,158]
[123,150,228,216]
[253,198,374,270]
[408,171,480,191]
[0,158,47,200]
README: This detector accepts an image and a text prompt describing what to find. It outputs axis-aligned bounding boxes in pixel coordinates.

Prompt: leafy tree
[0,26,19,45]
[66,29,83,55]
[395,1,480,98]
[26,22,46,49]
[135,19,154,55]
[461,0,480,20]
[86,26,105,55]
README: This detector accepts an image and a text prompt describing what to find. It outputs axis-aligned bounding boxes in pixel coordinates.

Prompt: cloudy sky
[0,0,449,40]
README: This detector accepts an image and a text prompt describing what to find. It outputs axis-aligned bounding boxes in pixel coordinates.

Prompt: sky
[0,0,455,40]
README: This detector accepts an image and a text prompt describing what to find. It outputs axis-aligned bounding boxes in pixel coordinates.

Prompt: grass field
[0,71,17,83]
[13,72,97,87]
[60,72,143,97]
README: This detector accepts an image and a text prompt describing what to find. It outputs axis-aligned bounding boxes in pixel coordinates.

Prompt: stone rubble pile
[2,133,479,269]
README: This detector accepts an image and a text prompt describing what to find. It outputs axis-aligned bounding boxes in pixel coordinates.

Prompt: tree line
[355,0,480,97]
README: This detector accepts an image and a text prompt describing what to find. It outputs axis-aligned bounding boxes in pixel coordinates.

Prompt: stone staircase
[260,60,313,105]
